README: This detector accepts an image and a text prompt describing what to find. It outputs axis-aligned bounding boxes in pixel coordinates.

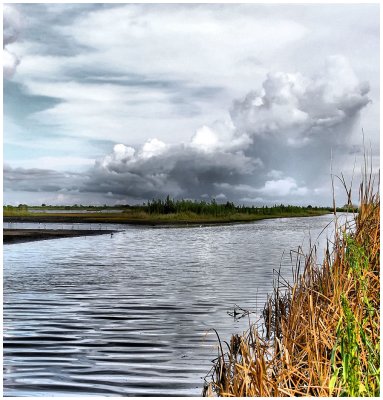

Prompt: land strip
[3,210,331,226]
[3,229,116,244]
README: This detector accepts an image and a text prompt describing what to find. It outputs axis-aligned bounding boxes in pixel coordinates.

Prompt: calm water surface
[4,215,337,396]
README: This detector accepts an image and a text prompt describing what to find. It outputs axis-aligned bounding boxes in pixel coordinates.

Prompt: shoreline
[3,229,117,244]
[3,211,331,226]
[203,183,379,396]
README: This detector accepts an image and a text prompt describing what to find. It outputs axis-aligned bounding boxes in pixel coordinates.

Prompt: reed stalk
[203,170,380,397]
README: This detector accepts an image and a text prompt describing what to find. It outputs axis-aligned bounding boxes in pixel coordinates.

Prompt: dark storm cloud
[4,56,372,205]
[82,142,261,200]
[3,4,378,206]
[77,56,371,204]
[228,56,372,197]
[4,164,83,193]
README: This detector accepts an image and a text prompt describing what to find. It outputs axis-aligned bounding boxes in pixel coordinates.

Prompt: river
[3,214,338,396]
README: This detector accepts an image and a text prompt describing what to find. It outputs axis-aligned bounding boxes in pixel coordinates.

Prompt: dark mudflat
[3,229,117,244]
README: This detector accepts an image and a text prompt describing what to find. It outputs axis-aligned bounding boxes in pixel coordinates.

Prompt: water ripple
[4,215,336,396]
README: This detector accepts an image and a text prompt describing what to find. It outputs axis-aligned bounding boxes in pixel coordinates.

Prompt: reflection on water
[4,215,338,396]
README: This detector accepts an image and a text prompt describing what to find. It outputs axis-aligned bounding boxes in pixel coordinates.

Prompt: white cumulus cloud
[3,4,378,206]
[230,56,370,146]
[140,138,167,159]
[259,177,308,197]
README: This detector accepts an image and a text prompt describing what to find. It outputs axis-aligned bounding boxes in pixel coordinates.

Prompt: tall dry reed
[203,172,380,397]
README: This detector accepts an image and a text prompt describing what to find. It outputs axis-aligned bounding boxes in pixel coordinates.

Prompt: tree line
[144,196,337,216]
[3,197,358,216]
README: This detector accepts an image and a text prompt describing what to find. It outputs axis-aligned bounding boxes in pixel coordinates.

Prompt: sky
[3,3,380,206]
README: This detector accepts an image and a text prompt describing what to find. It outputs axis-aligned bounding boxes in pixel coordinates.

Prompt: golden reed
[203,171,380,397]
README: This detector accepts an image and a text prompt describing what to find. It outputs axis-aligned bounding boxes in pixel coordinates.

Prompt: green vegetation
[3,197,338,224]
[203,177,379,396]
[146,196,342,217]
[3,204,29,216]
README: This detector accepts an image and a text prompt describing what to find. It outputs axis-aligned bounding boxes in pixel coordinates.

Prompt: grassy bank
[4,201,333,225]
[203,178,380,396]
[3,209,330,225]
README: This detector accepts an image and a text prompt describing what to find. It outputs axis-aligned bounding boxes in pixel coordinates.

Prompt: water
[3,214,338,396]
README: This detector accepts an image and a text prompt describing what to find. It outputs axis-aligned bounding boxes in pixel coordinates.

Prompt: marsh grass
[203,172,380,396]
[3,209,330,225]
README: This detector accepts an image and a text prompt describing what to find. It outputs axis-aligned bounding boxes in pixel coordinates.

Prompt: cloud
[230,56,370,146]
[6,4,309,145]
[258,177,308,197]
[267,170,284,179]
[3,164,83,193]
[3,5,21,45]
[8,156,95,172]
[5,4,378,154]
[3,4,21,78]
[191,119,252,153]
[21,77,225,144]
[3,4,378,206]
[4,55,374,206]
[83,138,261,200]
[59,4,307,85]
[3,49,20,78]
[223,56,372,202]
[82,57,371,204]
[140,138,167,159]
[214,177,307,202]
